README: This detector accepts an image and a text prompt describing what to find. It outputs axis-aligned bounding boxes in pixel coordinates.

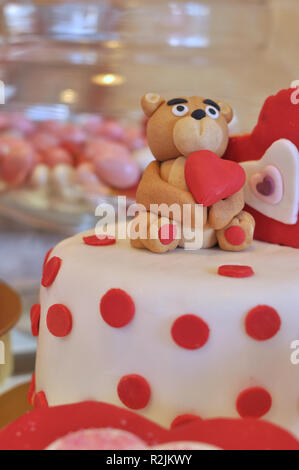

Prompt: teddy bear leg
[216,210,255,252]
[130,212,180,254]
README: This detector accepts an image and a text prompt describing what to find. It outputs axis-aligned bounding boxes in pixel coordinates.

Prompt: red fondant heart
[184,150,246,206]
[0,401,298,450]
[224,88,299,248]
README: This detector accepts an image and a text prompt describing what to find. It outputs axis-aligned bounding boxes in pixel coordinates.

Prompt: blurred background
[0,0,299,402]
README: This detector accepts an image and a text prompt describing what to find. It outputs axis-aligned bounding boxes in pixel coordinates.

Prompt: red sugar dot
[117,374,151,410]
[83,234,116,246]
[30,303,41,337]
[218,265,254,278]
[100,288,135,328]
[33,391,48,409]
[236,387,272,418]
[245,305,281,341]
[171,414,202,429]
[225,226,246,246]
[47,304,72,337]
[42,256,62,287]
[28,373,35,406]
[43,248,53,268]
[158,224,177,245]
[171,314,210,350]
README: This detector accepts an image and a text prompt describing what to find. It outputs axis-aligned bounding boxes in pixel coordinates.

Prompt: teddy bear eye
[205,105,219,119]
[172,104,189,117]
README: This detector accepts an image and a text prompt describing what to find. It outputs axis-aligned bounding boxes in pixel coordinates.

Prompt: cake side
[33,227,299,436]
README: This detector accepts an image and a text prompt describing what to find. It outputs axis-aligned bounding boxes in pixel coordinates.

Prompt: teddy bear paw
[216,211,255,252]
[130,213,180,254]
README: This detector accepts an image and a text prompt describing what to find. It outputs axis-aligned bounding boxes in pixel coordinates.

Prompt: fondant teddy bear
[131,93,255,253]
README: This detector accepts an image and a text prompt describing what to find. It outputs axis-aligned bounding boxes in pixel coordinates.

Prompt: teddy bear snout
[191,109,206,120]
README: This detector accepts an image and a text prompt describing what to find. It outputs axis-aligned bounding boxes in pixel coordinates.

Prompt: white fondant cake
[34,226,299,437]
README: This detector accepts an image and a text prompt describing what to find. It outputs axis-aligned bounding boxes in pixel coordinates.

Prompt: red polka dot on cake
[117,374,151,410]
[83,234,116,246]
[28,373,35,406]
[225,226,246,246]
[30,303,41,337]
[171,414,202,429]
[47,304,72,337]
[33,391,48,409]
[158,224,177,245]
[245,305,281,340]
[100,288,135,328]
[236,387,272,418]
[42,256,62,287]
[218,265,254,278]
[171,314,210,350]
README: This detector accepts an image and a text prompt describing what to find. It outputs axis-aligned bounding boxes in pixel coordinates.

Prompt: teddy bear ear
[217,101,233,123]
[141,93,165,117]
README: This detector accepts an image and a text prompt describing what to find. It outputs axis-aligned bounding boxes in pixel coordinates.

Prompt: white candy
[51,164,75,187]
[30,164,49,188]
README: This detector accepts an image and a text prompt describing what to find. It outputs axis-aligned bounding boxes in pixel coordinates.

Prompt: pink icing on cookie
[153,441,220,450]
[46,427,220,450]
[46,428,147,450]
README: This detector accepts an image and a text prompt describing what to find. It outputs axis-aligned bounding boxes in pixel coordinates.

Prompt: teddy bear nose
[191,109,206,120]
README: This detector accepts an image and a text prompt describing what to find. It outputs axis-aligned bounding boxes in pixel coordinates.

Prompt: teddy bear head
[142,93,233,161]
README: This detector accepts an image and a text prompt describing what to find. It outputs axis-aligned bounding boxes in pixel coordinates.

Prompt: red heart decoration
[224,88,299,248]
[0,401,298,450]
[184,150,246,206]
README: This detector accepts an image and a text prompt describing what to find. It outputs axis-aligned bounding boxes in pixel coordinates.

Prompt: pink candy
[0,137,36,185]
[76,162,100,186]
[94,152,140,189]
[30,131,60,153]
[0,114,9,131]
[43,147,73,168]
[0,112,146,191]
[98,119,126,141]
[75,163,110,195]
[38,120,64,136]
[8,113,36,135]
[60,124,87,144]
[83,139,140,189]
[83,115,104,135]
[82,138,116,161]
[124,126,146,151]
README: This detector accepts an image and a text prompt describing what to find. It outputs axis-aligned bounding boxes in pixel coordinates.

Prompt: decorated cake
[3,87,299,450]
[32,226,299,439]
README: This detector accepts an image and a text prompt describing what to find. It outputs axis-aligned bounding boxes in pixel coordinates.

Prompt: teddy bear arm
[136,161,205,226]
[208,189,245,230]
[160,159,175,182]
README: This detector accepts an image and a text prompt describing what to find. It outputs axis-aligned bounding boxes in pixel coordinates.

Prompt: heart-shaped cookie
[184,150,246,207]
[240,139,299,224]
